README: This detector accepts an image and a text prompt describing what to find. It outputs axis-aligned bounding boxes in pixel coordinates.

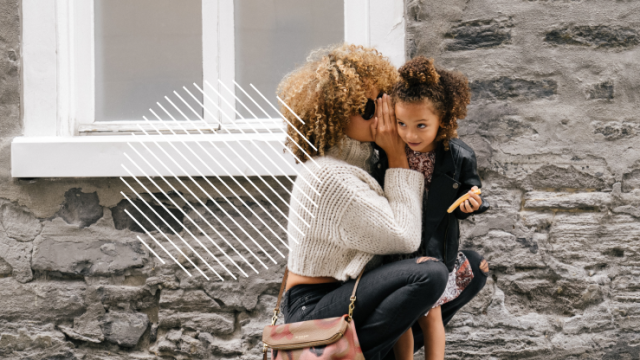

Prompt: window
[14,0,406,177]
[94,0,204,122]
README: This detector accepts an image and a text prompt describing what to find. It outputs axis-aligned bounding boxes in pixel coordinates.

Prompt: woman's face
[395,100,441,153]
[344,86,380,142]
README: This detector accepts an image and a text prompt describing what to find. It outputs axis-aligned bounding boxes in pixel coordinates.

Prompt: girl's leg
[418,306,445,360]
[381,251,488,360]
[393,328,414,360]
[301,258,449,360]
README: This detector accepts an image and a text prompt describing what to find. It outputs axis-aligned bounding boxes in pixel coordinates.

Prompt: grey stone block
[158,311,234,335]
[0,257,12,275]
[0,232,33,283]
[586,81,614,100]
[159,289,221,312]
[471,77,558,101]
[545,25,639,48]
[97,285,156,311]
[57,289,106,344]
[524,191,613,210]
[111,198,185,234]
[523,165,607,191]
[0,278,86,322]
[0,201,42,242]
[100,311,149,348]
[622,169,640,192]
[444,18,513,51]
[0,321,70,359]
[32,218,147,276]
[592,121,636,141]
[56,188,104,228]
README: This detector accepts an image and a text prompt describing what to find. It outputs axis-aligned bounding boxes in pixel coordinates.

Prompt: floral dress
[383,146,474,309]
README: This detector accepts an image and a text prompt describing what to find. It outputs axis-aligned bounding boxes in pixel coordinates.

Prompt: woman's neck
[328,136,373,171]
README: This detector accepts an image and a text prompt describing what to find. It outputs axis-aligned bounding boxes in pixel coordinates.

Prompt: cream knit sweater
[287,136,425,281]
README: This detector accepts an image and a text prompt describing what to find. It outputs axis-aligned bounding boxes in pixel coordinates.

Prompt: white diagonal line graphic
[197,83,320,200]
[121,192,212,279]
[222,80,321,179]
[232,80,322,170]
[125,144,261,275]
[116,73,332,282]
[156,98,302,242]
[217,81,322,197]
[128,133,273,269]
[124,209,189,275]
[250,84,316,151]
[183,85,315,226]
[135,235,165,264]
[202,81,322,199]
[124,152,255,276]
[132,127,281,265]
[205,83,320,196]
[277,95,307,126]
[142,116,286,261]
[121,164,241,279]
[172,89,314,225]
[120,181,220,280]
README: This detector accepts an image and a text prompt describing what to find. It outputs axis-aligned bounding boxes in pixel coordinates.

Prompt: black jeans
[282,258,449,360]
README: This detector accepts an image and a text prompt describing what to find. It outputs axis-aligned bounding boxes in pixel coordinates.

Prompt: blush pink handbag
[261,266,366,360]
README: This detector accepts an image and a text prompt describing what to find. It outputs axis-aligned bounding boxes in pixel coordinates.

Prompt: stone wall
[0,0,638,359]
[406,0,640,358]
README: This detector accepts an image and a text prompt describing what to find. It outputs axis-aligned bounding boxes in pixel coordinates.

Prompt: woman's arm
[337,168,424,255]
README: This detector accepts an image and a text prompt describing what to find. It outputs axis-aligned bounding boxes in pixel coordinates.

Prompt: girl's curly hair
[391,56,471,150]
[277,43,399,161]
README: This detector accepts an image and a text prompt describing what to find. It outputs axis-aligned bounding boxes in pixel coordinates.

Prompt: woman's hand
[371,94,409,169]
[459,186,483,213]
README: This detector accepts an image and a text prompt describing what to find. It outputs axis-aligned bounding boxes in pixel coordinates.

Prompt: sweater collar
[327,136,373,171]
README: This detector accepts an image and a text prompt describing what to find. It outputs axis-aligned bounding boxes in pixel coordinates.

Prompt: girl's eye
[417,124,426,129]
[398,122,406,127]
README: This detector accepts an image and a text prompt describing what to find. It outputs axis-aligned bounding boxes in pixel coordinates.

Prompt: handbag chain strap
[271,266,365,326]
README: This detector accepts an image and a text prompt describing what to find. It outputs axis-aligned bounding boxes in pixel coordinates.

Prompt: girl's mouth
[407,142,422,147]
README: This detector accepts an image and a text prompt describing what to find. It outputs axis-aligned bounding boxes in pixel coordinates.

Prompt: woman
[276,43,449,360]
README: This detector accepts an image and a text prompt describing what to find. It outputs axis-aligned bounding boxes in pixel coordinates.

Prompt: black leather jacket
[421,138,490,271]
[372,138,490,271]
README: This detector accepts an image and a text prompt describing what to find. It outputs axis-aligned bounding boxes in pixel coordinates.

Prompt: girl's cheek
[398,130,409,143]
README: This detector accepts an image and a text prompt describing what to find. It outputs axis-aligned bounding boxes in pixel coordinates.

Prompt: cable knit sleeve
[336,168,424,255]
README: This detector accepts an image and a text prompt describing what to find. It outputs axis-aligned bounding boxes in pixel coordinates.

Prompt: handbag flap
[263,315,349,349]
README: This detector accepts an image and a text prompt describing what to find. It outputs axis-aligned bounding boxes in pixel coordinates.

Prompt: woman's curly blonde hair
[277,43,399,161]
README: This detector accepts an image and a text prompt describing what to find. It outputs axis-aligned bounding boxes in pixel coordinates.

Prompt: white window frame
[13,0,406,178]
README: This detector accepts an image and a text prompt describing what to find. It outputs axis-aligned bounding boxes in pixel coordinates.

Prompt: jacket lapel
[422,142,460,242]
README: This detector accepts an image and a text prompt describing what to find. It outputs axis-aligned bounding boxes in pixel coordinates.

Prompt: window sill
[11,132,300,178]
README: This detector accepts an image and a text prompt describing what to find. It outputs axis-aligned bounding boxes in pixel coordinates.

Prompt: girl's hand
[372,94,408,169]
[460,186,483,213]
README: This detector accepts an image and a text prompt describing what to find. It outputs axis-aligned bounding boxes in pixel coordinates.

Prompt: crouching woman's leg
[282,258,449,360]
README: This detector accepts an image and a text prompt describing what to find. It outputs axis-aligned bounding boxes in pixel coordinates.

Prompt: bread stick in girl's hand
[447,188,482,213]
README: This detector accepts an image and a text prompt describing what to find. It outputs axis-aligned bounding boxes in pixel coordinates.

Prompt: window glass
[95,0,202,121]
[234,0,344,119]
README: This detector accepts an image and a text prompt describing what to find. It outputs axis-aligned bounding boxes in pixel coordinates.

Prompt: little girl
[372,56,491,360]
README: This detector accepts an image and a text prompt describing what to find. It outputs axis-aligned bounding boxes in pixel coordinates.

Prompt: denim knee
[460,250,488,296]
[414,259,449,296]
[461,250,489,277]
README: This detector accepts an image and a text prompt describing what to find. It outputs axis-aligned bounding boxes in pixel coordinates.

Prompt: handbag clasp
[347,296,356,322]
